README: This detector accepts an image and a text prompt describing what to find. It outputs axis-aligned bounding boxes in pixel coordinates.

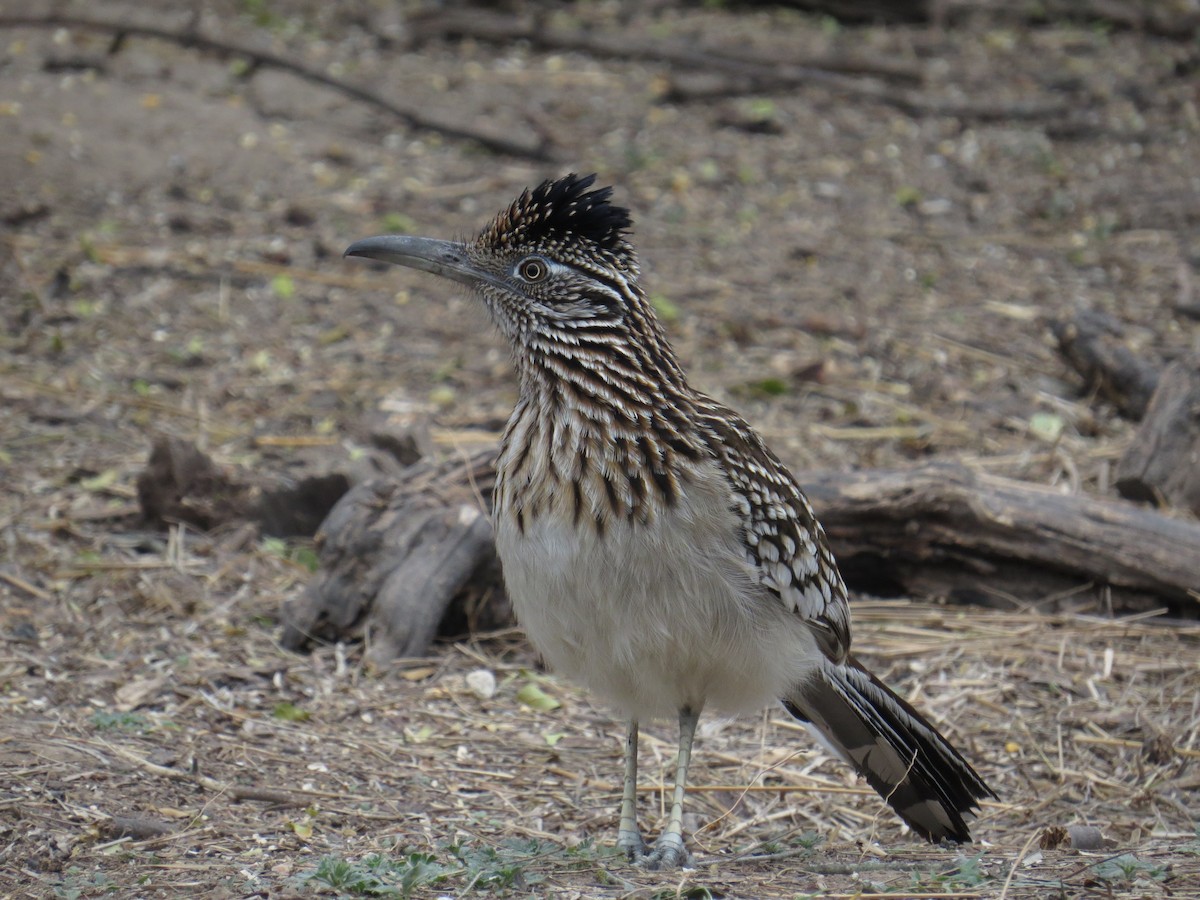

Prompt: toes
[636,835,691,870]
[617,830,647,863]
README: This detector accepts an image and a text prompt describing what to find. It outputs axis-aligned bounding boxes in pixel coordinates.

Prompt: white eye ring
[517,257,550,283]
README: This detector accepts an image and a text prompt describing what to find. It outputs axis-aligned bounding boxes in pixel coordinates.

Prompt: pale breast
[494,447,823,720]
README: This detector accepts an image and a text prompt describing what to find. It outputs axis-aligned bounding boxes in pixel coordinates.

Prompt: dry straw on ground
[4,551,1199,897]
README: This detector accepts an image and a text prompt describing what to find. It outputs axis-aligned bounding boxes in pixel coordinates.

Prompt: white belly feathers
[494,458,822,720]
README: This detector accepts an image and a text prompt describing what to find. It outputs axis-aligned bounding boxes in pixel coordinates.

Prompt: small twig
[102,741,356,807]
[409,8,923,85]
[409,10,1095,126]
[997,827,1041,900]
[665,70,1082,126]
[938,0,1200,40]
[0,570,53,602]
[0,14,554,161]
[106,815,177,839]
[1074,733,1200,760]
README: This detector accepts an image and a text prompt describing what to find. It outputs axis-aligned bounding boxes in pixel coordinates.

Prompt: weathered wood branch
[1051,309,1161,420]
[938,0,1200,40]
[679,0,1200,38]
[280,449,507,664]
[796,463,1200,612]
[432,7,1082,124]
[281,449,1200,661]
[0,14,554,161]
[407,8,923,85]
[1116,355,1200,517]
[137,437,348,538]
[407,7,966,118]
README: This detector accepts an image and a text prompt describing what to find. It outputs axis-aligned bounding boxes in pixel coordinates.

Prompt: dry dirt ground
[2,2,1200,898]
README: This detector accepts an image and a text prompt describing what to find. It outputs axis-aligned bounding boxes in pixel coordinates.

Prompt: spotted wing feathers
[697,400,851,661]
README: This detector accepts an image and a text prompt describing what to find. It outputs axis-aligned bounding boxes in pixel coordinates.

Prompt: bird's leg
[617,718,647,860]
[640,706,699,869]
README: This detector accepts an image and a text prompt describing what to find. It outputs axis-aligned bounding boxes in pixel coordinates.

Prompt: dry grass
[4,546,1198,898]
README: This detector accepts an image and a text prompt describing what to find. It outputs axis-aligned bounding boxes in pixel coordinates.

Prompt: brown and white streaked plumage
[345,174,994,868]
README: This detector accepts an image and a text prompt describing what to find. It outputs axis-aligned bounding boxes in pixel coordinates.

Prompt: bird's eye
[517,257,549,283]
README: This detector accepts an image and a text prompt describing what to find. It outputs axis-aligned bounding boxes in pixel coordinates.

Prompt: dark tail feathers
[784,657,994,843]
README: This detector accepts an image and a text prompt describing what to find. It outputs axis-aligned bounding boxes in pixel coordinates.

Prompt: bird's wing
[696,399,852,662]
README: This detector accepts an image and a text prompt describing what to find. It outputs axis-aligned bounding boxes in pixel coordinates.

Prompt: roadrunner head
[344,173,680,388]
[478,173,637,278]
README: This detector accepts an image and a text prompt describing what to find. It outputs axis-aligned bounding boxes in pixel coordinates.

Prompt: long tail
[784,656,994,843]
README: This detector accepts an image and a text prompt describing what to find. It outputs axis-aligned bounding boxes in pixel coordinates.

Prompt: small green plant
[650,887,712,900]
[447,838,550,891]
[260,537,320,572]
[1181,826,1200,856]
[910,853,991,892]
[241,0,285,30]
[1092,853,1167,884]
[562,836,619,864]
[792,831,825,851]
[305,851,449,898]
[53,867,118,899]
[90,710,151,733]
[272,702,311,723]
[743,377,789,398]
[950,854,987,887]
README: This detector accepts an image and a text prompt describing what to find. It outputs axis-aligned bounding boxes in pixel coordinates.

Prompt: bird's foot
[617,827,647,863]
[635,832,692,870]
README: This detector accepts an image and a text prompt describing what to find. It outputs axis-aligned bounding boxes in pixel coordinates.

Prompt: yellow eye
[518,257,549,282]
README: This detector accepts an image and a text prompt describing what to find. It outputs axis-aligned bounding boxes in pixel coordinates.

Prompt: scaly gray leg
[617,718,647,860]
[640,706,699,869]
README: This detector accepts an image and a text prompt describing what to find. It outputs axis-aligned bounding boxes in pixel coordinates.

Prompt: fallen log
[281,449,1200,661]
[136,436,348,537]
[797,462,1200,613]
[280,449,507,664]
[1116,355,1200,517]
[1050,309,1160,420]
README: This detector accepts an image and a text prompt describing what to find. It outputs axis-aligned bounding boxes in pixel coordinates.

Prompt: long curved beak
[343,235,484,289]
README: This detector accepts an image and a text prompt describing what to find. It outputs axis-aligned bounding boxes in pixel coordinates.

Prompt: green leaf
[272,702,311,722]
[1029,411,1065,442]
[270,273,295,299]
[746,377,788,397]
[649,293,681,324]
[894,185,922,208]
[261,536,287,556]
[517,683,561,712]
[382,212,417,233]
[748,98,776,119]
[290,546,320,573]
[250,348,272,372]
[290,818,314,840]
[405,724,434,744]
[80,469,118,492]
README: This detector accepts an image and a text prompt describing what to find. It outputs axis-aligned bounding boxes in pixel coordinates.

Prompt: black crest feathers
[478,174,636,269]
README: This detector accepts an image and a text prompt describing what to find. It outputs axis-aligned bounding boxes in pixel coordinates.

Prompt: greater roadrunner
[345,174,994,868]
